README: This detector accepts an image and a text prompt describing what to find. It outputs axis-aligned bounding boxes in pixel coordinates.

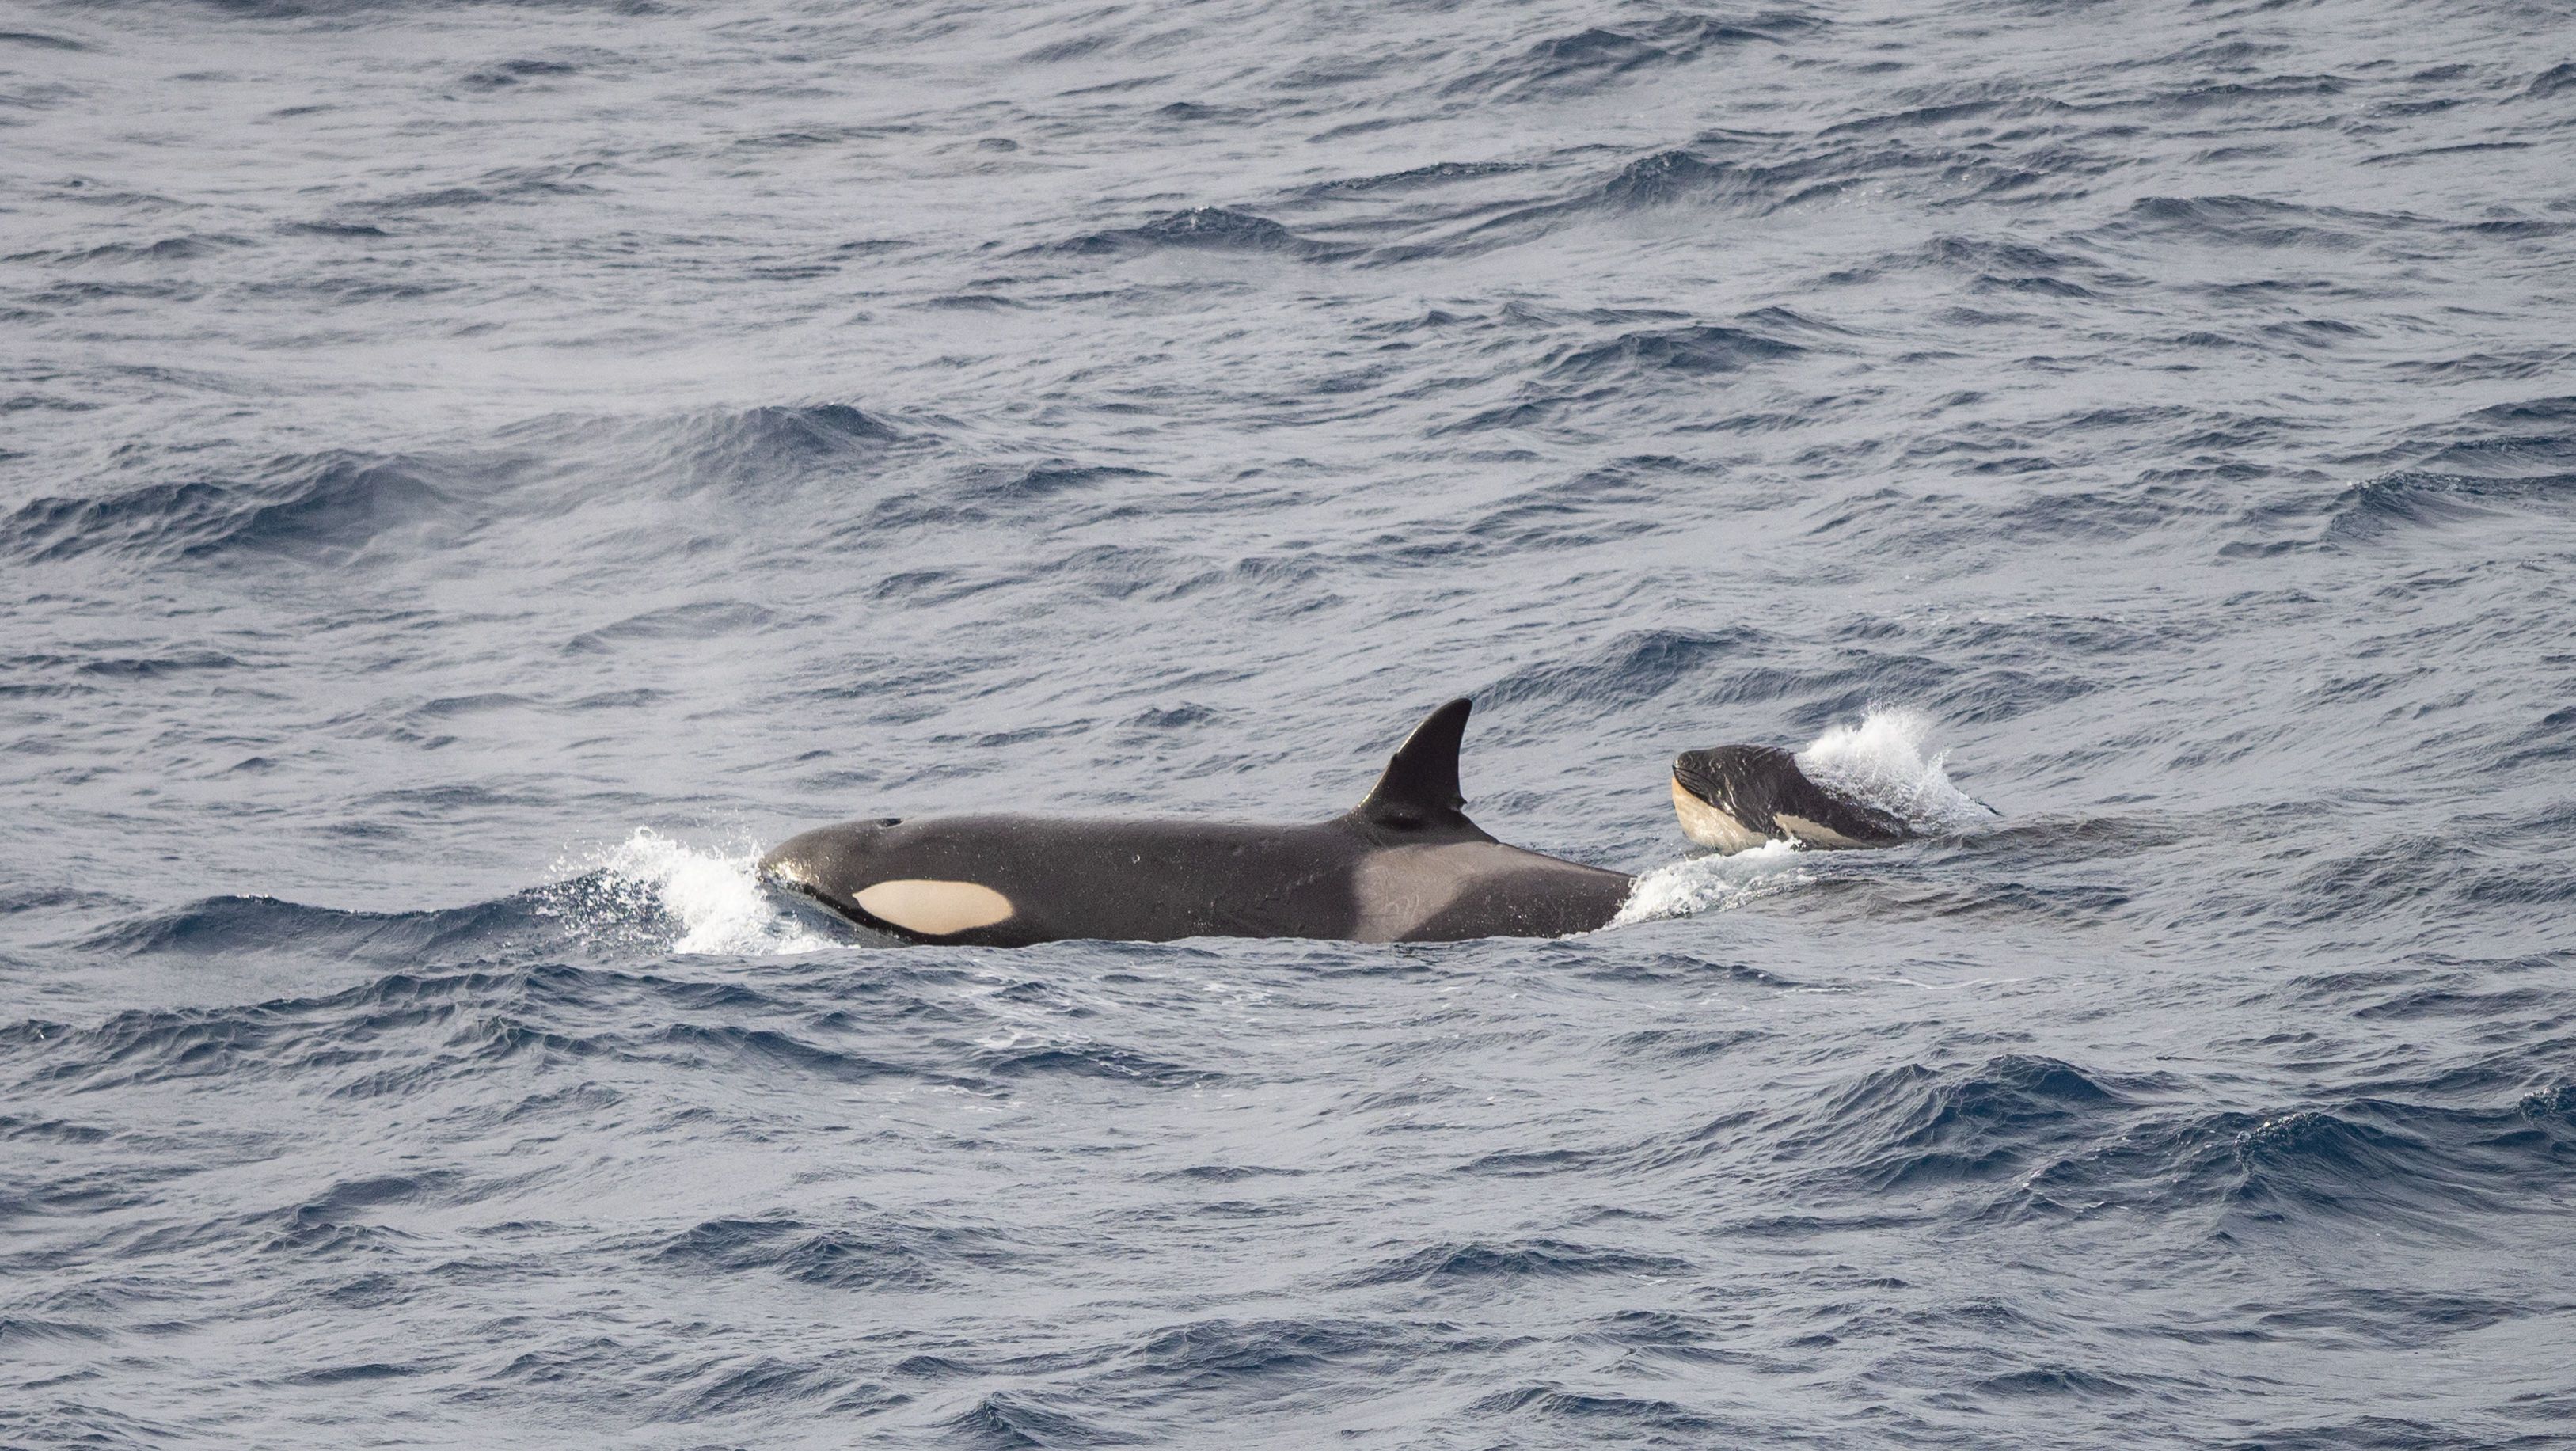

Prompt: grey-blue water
[6,1,2574,1445]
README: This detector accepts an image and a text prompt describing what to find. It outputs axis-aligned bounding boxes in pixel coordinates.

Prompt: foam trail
[1613,839,1808,926]
[550,827,834,955]
[1795,707,1994,834]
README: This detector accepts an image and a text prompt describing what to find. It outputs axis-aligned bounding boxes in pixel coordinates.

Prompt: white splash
[548,827,834,955]
[1793,706,1994,834]
[1613,838,1809,925]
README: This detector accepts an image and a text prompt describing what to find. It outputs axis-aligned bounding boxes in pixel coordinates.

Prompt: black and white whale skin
[759,698,1636,947]
[1670,745,1911,853]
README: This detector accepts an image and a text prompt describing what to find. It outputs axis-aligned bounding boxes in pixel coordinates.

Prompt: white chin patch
[854,879,1016,936]
[1672,778,1769,853]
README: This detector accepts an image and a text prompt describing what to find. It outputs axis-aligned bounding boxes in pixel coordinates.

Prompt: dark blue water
[6,1,2576,1444]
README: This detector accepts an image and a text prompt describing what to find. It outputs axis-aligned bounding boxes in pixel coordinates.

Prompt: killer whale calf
[760,698,1920,948]
[1668,744,1913,853]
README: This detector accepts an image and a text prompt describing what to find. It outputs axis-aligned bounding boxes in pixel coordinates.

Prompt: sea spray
[1613,838,1809,925]
[544,827,834,955]
[1795,707,1994,834]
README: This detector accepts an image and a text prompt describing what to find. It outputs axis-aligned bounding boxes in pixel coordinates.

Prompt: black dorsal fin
[1353,697,1480,833]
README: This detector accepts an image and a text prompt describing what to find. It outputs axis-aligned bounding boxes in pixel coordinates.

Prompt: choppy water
[6,0,2576,1444]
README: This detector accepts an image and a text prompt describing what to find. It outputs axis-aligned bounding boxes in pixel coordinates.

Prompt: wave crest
[2,453,459,566]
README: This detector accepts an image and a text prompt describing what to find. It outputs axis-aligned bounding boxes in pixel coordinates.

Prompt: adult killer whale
[759,697,1636,947]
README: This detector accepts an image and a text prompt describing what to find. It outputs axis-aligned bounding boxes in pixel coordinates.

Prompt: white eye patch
[854,879,1016,935]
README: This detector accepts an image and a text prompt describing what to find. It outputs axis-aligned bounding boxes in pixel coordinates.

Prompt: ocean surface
[6,0,2575,1445]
